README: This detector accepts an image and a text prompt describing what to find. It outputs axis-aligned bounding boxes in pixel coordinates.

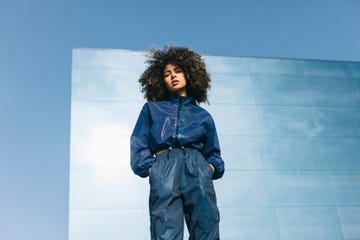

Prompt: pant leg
[149,150,184,240]
[181,149,220,240]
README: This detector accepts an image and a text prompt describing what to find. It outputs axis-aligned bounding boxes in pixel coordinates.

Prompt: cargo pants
[149,148,220,240]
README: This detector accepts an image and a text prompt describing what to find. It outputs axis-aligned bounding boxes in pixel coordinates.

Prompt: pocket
[149,160,158,178]
[200,157,214,177]
[149,155,164,181]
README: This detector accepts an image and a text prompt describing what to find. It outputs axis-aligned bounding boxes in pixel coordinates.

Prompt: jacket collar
[166,92,196,105]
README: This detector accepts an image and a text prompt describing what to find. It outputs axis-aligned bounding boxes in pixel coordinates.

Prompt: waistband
[156,146,196,155]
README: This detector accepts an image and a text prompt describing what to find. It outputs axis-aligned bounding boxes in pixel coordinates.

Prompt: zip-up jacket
[130,93,225,179]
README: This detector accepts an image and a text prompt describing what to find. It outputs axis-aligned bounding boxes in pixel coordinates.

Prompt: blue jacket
[130,93,225,179]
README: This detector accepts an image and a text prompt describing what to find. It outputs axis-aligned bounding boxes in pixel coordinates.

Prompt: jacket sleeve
[130,103,155,178]
[203,117,225,180]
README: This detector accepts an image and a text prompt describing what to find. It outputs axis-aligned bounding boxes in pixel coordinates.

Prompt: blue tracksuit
[131,93,224,239]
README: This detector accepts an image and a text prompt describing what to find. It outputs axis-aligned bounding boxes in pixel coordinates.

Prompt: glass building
[69,48,360,240]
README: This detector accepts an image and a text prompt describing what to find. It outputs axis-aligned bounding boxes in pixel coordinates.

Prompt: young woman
[130,46,225,240]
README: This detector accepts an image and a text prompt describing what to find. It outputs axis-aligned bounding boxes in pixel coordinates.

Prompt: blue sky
[1,0,359,239]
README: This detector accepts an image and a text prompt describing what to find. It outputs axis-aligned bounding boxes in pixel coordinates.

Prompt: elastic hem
[155,146,190,155]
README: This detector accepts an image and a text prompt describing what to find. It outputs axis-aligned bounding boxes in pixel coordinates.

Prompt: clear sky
[1,0,359,239]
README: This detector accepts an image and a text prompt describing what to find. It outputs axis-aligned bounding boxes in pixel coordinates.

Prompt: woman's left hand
[209,164,215,172]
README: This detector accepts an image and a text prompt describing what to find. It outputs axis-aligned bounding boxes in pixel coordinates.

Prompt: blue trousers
[149,148,220,240]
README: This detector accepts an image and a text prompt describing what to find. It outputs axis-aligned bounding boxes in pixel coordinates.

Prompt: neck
[168,91,189,99]
[178,89,187,97]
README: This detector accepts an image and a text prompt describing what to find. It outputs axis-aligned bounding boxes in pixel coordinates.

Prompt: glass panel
[313,107,360,137]
[69,209,148,240]
[69,170,144,209]
[209,74,254,104]
[257,106,316,137]
[248,58,300,77]
[72,69,141,100]
[318,138,360,170]
[299,60,349,79]
[346,62,360,78]
[302,77,358,107]
[269,171,332,205]
[328,171,360,205]
[70,100,142,135]
[263,137,323,170]
[204,55,249,74]
[276,207,342,240]
[251,76,307,105]
[337,207,360,240]
[220,136,264,170]
[133,51,147,72]
[352,79,360,106]
[220,207,280,239]
[70,133,129,170]
[73,48,137,70]
[204,104,260,136]
[216,170,273,206]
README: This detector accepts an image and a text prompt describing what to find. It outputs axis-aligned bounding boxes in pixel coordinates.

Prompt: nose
[171,71,176,79]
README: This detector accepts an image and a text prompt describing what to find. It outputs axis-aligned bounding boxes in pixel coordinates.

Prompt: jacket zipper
[174,97,183,146]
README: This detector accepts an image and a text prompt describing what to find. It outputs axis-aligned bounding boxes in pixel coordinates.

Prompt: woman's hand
[209,164,215,172]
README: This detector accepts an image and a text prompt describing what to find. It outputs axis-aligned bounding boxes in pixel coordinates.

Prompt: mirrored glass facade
[70,48,360,240]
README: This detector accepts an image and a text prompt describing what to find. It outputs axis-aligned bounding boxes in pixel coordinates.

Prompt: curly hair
[138,46,211,104]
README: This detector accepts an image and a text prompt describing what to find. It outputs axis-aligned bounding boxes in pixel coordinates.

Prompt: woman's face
[163,63,187,97]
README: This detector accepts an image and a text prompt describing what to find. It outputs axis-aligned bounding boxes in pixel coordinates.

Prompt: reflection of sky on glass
[216,170,273,206]
[248,58,300,77]
[71,100,140,135]
[251,76,307,105]
[257,106,317,137]
[318,138,360,170]
[269,171,332,205]
[300,60,349,78]
[220,207,280,239]
[73,49,137,70]
[72,69,140,100]
[70,49,149,239]
[209,74,254,104]
[276,207,342,239]
[71,133,128,170]
[302,78,359,107]
[70,49,360,240]
[337,207,360,240]
[262,137,321,170]
[220,136,263,170]
[204,55,249,74]
[313,108,360,137]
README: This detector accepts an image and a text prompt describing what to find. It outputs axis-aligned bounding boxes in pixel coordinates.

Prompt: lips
[171,80,179,86]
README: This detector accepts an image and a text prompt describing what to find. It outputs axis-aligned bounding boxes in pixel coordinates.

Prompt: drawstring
[166,146,173,159]
[181,146,185,157]
[165,146,186,158]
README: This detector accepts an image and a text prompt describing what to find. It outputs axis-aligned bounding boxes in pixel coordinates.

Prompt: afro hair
[138,46,211,104]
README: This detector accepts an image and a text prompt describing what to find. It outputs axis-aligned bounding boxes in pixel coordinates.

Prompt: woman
[130,46,225,240]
